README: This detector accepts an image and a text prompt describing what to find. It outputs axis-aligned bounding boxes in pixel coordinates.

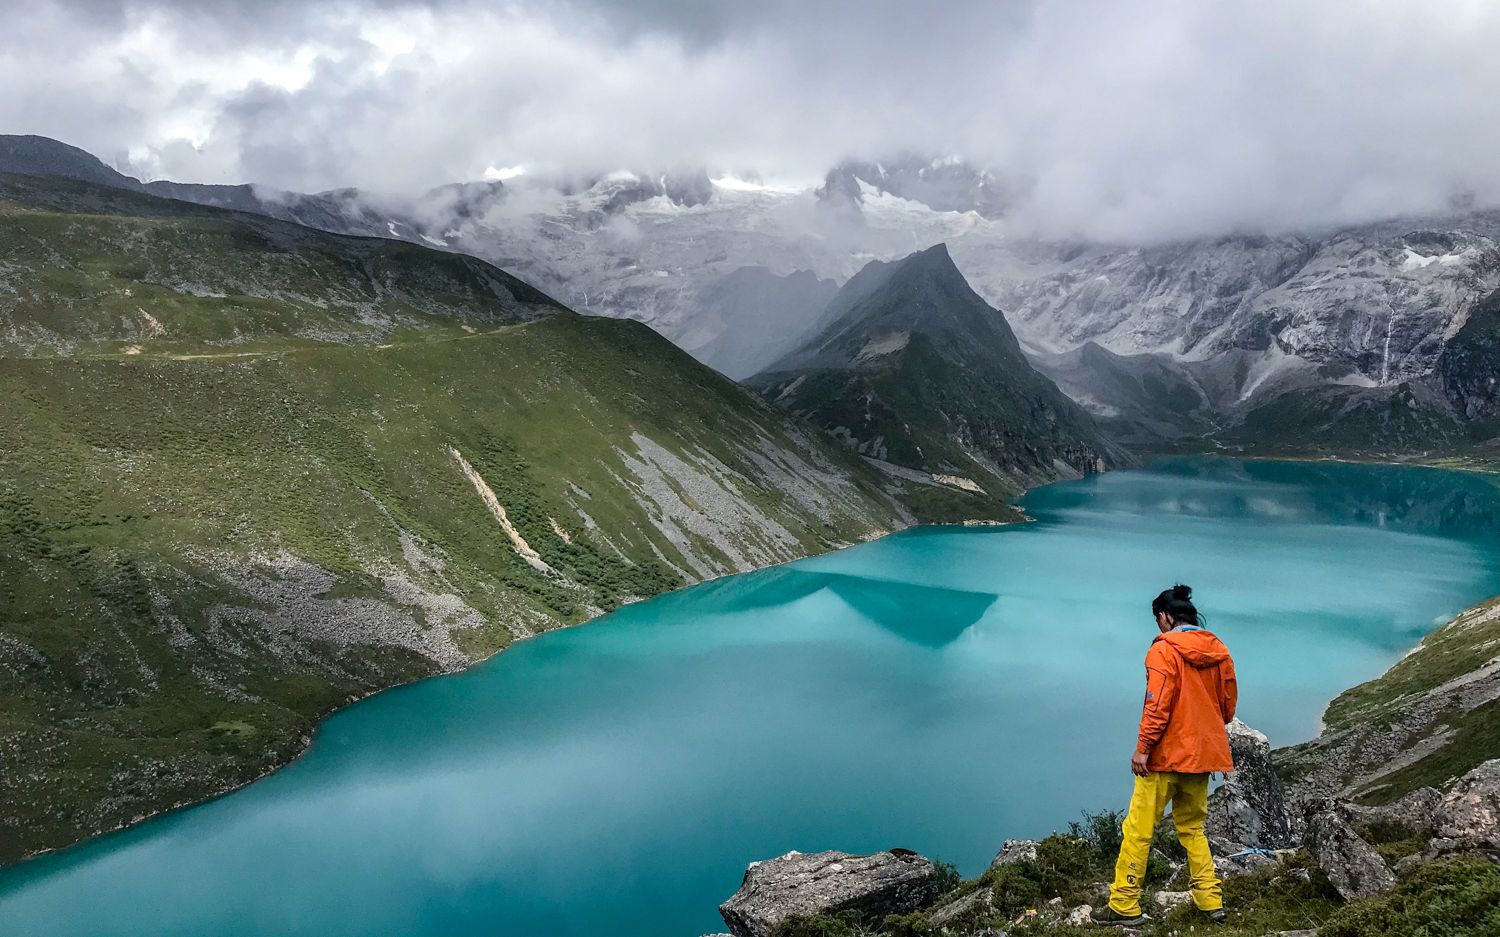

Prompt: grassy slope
[0,176,1003,863]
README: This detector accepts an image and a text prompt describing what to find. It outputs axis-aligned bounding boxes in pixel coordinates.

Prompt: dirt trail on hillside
[76,322,535,361]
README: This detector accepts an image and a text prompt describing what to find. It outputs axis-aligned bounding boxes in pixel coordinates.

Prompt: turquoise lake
[3,458,1500,936]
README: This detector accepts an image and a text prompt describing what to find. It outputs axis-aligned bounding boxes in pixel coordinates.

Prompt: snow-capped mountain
[952,220,1500,448]
[816,155,1011,219]
[8,133,1500,453]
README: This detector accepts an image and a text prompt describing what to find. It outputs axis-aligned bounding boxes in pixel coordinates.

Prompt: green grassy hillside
[0,174,1003,863]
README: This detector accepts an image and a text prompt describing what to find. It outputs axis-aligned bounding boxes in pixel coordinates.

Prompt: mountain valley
[3,135,1500,937]
[0,172,1002,861]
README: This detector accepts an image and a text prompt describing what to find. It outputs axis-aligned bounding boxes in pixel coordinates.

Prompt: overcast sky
[5,0,1499,241]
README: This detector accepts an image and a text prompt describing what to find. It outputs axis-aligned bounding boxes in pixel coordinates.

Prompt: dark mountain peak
[816,162,865,205]
[890,241,961,280]
[420,179,508,223]
[750,242,1124,487]
[799,243,999,363]
[0,134,143,190]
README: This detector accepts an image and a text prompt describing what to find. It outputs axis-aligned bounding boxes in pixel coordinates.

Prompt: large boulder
[1206,720,1295,849]
[1303,802,1396,900]
[719,849,940,937]
[1430,758,1500,856]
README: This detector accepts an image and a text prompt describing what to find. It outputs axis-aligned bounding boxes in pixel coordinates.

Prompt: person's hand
[1131,752,1151,777]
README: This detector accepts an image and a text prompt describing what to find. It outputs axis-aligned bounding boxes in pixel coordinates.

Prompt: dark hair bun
[1171,584,1193,601]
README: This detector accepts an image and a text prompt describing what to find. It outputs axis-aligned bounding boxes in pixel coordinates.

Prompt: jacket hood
[1155,628,1231,668]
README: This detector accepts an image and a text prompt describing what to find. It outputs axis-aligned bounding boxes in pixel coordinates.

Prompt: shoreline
[6,517,931,869]
[9,454,1494,870]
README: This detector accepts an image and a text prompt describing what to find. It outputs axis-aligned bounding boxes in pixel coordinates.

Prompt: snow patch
[709,175,807,195]
[1401,246,1474,271]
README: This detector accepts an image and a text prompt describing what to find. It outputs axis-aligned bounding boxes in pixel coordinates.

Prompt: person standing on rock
[1093,584,1237,927]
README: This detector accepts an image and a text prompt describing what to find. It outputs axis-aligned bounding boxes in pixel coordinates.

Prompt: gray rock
[1430,758,1500,855]
[988,839,1039,867]
[1208,833,1248,857]
[1153,890,1192,909]
[1303,803,1397,900]
[1345,786,1443,835]
[1206,720,1296,849]
[926,886,993,929]
[1063,904,1093,925]
[1216,848,1280,879]
[718,849,939,937]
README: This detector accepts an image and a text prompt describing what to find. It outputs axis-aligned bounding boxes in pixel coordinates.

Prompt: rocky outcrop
[1438,287,1500,435]
[1430,758,1500,856]
[1303,802,1397,901]
[925,887,994,929]
[719,849,940,937]
[988,839,1039,867]
[1207,719,1296,850]
[1344,786,1444,835]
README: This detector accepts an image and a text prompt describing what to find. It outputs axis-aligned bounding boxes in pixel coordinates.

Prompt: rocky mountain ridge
[960,224,1500,450]
[750,244,1126,498]
[16,131,1500,456]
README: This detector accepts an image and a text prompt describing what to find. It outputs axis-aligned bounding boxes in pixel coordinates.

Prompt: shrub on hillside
[771,911,861,937]
[1320,856,1500,937]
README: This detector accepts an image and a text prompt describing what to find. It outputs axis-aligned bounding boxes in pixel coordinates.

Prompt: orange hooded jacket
[1135,627,1237,773]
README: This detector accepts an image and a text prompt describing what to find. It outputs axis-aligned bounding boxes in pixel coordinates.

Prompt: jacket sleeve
[1219,655,1238,724]
[1135,643,1180,755]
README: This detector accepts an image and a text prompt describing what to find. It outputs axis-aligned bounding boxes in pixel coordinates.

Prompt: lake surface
[4,458,1500,937]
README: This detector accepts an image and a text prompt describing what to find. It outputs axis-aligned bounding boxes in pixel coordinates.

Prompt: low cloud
[4,0,1499,241]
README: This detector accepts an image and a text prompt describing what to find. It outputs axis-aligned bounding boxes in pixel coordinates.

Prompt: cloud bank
[3,0,1499,241]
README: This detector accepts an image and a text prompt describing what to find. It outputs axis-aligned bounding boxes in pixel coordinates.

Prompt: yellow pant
[1108,771,1222,916]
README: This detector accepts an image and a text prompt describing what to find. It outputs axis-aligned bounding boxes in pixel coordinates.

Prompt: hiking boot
[1204,906,1228,923]
[1090,905,1148,926]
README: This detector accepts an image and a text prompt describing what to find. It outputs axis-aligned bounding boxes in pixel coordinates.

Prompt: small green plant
[771,911,860,937]
[1068,808,1124,861]
[877,911,930,937]
[989,862,1044,914]
[928,859,962,898]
